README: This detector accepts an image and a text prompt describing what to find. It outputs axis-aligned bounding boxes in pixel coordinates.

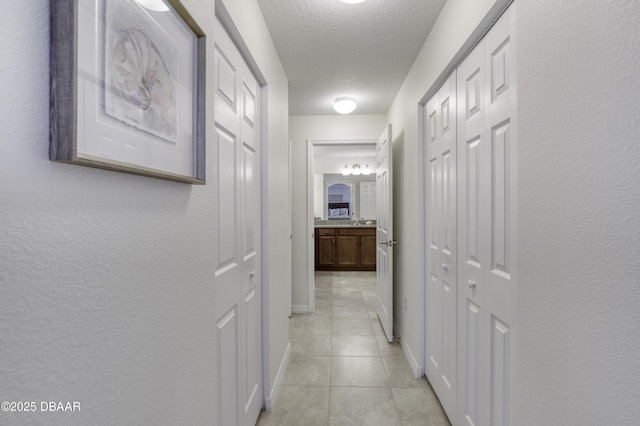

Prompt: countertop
[314,220,376,228]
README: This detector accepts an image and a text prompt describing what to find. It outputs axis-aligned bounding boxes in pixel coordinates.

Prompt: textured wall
[516,0,640,424]
[0,0,290,424]
[0,1,216,424]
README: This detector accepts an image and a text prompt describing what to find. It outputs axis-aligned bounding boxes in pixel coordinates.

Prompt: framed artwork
[50,0,206,184]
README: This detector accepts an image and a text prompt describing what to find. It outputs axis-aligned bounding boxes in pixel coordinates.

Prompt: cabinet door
[316,228,336,267]
[360,235,377,267]
[336,235,359,266]
[317,236,336,266]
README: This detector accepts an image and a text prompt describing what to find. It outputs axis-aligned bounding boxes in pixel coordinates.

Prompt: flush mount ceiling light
[333,97,357,114]
[134,0,169,12]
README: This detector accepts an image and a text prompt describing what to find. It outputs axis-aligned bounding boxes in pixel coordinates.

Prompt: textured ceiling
[257,0,446,116]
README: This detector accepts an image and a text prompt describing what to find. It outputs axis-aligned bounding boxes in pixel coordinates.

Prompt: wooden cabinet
[316,228,336,267]
[315,227,376,271]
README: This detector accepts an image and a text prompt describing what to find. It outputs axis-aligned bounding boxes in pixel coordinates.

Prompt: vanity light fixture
[333,96,357,114]
[342,164,371,176]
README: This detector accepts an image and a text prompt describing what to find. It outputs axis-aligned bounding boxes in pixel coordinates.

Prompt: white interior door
[425,72,458,421]
[213,19,263,426]
[457,6,517,426]
[376,124,394,342]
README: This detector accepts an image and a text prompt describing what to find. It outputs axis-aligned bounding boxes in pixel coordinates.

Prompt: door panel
[491,316,510,426]
[464,300,480,425]
[491,122,511,279]
[425,72,457,420]
[214,18,262,426]
[457,5,517,426]
[216,308,239,426]
[376,125,394,342]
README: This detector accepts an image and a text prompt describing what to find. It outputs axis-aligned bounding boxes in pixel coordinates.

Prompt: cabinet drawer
[316,228,336,236]
[337,228,375,236]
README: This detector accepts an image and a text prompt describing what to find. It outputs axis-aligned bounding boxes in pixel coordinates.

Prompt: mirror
[312,143,376,221]
[327,183,352,219]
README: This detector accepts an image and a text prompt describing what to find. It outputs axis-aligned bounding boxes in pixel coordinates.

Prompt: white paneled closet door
[213,18,263,426]
[425,72,458,421]
[457,5,517,426]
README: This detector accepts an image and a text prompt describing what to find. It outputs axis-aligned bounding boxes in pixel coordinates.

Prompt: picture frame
[50,0,206,184]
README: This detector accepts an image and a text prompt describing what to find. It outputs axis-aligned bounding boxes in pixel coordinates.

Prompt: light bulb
[333,97,357,114]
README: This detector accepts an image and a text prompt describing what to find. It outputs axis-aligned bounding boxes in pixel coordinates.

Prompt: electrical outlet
[404,296,408,310]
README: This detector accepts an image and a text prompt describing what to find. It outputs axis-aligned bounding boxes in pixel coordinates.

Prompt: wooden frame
[50,0,206,184]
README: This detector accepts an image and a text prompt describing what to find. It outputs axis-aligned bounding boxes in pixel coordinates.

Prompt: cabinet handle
[249,271,256,279]
[468,280,476,290]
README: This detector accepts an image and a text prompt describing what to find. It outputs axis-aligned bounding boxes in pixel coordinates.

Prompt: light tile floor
[257,271,450,426]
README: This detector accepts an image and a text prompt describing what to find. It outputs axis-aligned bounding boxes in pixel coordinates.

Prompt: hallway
[257,272,450,425]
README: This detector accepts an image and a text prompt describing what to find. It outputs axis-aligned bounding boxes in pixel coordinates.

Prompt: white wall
[219,0,291,407]
[290,114,386,307]
[0,0,290,424]
[516,1,640,424]
[387,0,640,423]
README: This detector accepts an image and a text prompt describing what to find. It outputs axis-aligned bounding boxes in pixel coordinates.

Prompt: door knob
[441,263,448,271]
[468,280,476,289]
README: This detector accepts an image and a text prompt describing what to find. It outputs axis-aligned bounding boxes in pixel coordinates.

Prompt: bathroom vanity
[314,221,376,271]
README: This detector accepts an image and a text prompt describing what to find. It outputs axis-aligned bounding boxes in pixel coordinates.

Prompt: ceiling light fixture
[333,96,357,114]
[341,0,367,4]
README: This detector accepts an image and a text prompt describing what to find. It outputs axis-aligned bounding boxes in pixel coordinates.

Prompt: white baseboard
[264,341,291,412]
[394,323,424,378]
[291,305,309,314]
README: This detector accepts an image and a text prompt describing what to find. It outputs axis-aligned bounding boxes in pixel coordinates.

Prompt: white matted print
[104,0,179,143]
[50,0,206,184]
